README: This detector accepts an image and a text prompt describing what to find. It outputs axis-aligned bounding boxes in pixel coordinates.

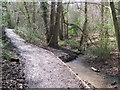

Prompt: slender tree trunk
[100,1,104,41]
[118,1,120,24]
[54,1,62,47]
[23,2,31,27]
[101,2,104,26]
[32,2,36,30]
[79,2,88,50]
[41,2,49,43]
[48,1,56,47]
[16,13,19,27]
[65,2,69,39]
[59,3,64,40]
[110,2,120,52]
[62,12,66,39]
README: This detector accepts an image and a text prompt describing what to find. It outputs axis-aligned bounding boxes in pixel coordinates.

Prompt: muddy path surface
[66,56,119,88]
[5,29,91,88]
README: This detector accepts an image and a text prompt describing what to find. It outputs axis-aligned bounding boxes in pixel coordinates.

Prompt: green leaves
[68,26,78,35]
[58,39,79,48]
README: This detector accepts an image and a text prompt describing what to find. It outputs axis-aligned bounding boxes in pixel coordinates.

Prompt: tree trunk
[79,2,88,50]
[100,1,104,41]
[32,2,36,30]
[48,1,56,47]
[101,2,104,27]
[110,2,120,52]
[59,3,64,40]
[118,1,120,24]
[65,2,69,39]
[16,13,19,27]
[53,1,62,47]
[48,1,62,48]
[62,12,66,40]
[23,2,31,27]
[41,2,49,43]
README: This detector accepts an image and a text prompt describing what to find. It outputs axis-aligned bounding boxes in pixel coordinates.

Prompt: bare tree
[48,1,56,47]
[118,1,120,24]
[41,2,49,43]
[79,2,88,51]
[110,2,120,52]
[32,2,36,30]
[59,3,64,40]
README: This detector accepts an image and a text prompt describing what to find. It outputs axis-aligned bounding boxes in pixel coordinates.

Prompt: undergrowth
[15,27,46,45]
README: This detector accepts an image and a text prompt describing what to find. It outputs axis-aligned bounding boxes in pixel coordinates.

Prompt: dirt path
[66,56,119,88]
[5,29,90,88]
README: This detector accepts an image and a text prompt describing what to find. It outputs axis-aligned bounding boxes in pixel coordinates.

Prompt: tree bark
[41,2,49,43]
[110,2,120,52]
[59,2,64,40]
[48,1,56,47]
[32,2,36,30]
[65,2,70,39]
[16,13,19,27]
[48,1,62,48]
[23,2,31,27]
[79,2,88,50]
[118,1,120,24]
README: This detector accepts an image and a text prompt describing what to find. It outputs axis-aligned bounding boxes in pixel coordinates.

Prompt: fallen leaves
[2,59,27,89]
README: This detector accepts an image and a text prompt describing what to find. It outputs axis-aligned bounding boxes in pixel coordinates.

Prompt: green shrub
[15,27,46,45]
[86,38,111,59]
[58,39,79,48]
[2,51,12,61]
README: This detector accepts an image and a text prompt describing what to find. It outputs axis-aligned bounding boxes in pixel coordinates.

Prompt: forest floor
[2,31,28,89]
[84,53,119,78]
[2,28,119,89]
[84,53,119,88]
[2,29,91,89]
[2,51,28,89]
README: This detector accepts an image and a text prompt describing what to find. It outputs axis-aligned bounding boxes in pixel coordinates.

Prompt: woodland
[1,0,120,89]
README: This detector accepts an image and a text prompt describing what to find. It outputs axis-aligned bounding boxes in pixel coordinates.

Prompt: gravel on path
[5,29,90,88]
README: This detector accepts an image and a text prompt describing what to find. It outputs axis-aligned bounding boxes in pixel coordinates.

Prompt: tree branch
[64,21,99,48]
[64,21,83,31]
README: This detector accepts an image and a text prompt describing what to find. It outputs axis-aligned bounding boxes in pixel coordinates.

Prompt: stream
[66,56,119,88]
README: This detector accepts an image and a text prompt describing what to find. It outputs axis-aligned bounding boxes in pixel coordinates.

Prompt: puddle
[66,56,119,88]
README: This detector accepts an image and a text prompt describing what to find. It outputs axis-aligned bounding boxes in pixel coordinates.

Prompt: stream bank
[3,28,119,89]
[41,46,119,88]
[38,41,119,89]
[66,55,119,88]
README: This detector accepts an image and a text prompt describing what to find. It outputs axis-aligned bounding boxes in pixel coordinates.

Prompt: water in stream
[66,56,119,88]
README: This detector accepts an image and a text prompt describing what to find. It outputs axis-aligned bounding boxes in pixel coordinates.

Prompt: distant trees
[2,2,13,28]
[23,2,31,27]
[2,1,120,53]
[110,2,120,52]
